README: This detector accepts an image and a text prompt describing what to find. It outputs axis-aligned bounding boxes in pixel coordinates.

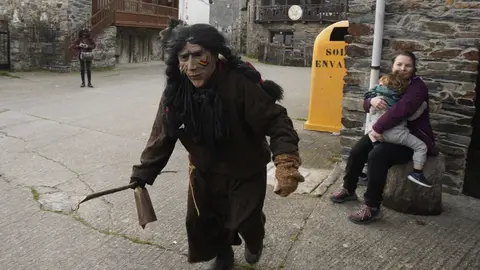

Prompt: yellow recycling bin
[304,20,349,133]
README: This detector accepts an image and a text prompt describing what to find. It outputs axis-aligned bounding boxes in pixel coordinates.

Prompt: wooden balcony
[114,0,178,28]
[254,2,347,24]
[92,0,179,29]
[112,0,178,28]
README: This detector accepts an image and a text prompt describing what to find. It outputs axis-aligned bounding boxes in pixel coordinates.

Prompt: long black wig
[163,24,283,103]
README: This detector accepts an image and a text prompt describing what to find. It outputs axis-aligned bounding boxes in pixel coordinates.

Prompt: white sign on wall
[288,5,303,21]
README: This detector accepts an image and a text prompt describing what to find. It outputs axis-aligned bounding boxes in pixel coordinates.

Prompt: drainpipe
[364,0,386,134]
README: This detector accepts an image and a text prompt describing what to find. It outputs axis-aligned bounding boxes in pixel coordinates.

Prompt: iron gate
[0,20,11,71]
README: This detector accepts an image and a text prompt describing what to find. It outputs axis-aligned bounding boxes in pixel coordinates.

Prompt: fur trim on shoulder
[219,58,284,101]
[262,80,284,101]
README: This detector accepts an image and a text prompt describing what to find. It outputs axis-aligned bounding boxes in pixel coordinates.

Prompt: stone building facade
[0,0,70,70]
[244,2,320,62]
[210,0,347,66]
[0,0,168,71]
[341,0,480,196]
[245,0,347,66]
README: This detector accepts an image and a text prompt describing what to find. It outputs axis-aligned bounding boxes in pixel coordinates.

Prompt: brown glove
[273,152,305,197]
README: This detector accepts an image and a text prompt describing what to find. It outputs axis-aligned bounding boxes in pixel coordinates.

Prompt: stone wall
[92,26,117,68]
[0,0,69,71]
[0,2,6,17]
[341,0,480,194]
[67,0,92,30]
[230,14,246,54]
[0,0,120,71]
[0,0,68,31]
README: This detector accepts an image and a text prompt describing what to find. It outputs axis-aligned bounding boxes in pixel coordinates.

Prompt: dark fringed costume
[166,72,230,158]
[131,25,300,265]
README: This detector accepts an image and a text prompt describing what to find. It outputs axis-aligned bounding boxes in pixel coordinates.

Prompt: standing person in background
[71,29,96,88]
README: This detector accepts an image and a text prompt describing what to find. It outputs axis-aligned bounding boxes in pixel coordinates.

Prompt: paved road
[1,62,480,270]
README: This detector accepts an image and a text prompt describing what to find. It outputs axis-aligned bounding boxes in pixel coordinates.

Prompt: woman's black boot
[87,70,93,88]
[80,70,85,87]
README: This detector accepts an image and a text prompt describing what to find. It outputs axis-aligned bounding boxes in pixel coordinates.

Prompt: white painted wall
[178,0,210,25]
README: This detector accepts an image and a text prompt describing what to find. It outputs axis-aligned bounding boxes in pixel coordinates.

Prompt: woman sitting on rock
[330,51,438,224]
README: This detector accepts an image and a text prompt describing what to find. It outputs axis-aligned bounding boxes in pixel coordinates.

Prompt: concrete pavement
[1,62,480,269]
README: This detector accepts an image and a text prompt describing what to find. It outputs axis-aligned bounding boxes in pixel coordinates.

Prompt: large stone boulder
[382,155,445,215]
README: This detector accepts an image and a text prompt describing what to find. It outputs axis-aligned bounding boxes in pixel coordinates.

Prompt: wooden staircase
[63,0,116,65]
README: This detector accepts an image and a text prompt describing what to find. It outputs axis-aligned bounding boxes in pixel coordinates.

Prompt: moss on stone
[30,188,40,201]
[91,66,115,72]
[0,71,20,78]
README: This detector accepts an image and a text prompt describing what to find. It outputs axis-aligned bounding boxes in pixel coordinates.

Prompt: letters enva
[315,60,344,68]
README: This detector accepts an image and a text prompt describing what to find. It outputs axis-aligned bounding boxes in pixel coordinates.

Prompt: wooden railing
[113,0,178,28]
[114,0,177,15]
[254,3,348,23]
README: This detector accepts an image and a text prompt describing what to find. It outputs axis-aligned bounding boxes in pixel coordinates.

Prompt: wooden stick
[78,182,137,205]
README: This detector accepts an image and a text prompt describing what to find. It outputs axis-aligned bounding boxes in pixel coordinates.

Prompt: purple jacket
[364,77,439,156]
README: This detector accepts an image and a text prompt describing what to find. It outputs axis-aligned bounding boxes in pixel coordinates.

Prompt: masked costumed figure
[130,24,304,269]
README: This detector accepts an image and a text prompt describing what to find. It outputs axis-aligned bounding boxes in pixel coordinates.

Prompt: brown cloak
[131,64,299,262]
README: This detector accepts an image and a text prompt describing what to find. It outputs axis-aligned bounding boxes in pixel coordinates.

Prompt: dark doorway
[463,50,480,199]
[128,34,134,63]
[0,19,10,71]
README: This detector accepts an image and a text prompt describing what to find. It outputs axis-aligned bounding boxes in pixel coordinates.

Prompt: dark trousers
[343,134,413,207]
[80,59,92,84]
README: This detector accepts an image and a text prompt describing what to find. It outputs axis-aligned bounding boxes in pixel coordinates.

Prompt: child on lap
[365,73,431,187]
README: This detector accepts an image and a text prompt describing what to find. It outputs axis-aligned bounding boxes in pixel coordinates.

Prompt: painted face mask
[178,43,217,88]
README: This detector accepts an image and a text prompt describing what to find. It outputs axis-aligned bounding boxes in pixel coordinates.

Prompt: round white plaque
[288,5,303,21]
